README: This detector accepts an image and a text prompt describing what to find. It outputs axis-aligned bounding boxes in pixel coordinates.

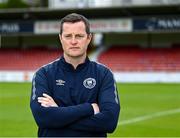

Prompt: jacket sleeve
[30,68,94,128]
[68,69,120,133]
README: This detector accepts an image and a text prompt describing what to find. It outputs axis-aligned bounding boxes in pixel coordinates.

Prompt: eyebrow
[63,33,86,35]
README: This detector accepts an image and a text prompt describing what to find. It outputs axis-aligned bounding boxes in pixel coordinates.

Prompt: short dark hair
[59,13,90,35]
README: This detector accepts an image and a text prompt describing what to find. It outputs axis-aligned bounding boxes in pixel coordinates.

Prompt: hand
[91,103,100,114]
[38,93,58,107]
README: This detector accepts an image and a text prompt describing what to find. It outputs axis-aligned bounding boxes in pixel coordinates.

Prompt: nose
[70,36,78,45]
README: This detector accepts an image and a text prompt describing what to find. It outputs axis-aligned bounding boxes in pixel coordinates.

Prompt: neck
[63,54,86,69]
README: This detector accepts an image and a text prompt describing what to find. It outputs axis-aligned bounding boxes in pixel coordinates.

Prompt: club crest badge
[83,78,96,89]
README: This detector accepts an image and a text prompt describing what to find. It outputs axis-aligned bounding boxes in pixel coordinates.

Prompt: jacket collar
[59,56,90,72]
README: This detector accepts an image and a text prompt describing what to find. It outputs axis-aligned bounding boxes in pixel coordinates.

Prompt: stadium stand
[1,46,179,72]
[0,48,62,71]
[98,46,180,72]
[0,0,180,82]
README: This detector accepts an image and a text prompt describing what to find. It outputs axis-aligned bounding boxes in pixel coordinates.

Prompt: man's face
[59,21,91,58]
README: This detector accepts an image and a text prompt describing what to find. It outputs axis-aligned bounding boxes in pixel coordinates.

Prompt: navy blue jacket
[30,56,120,137]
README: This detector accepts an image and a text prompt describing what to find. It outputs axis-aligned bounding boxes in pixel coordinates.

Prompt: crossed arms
[30,68,120,133]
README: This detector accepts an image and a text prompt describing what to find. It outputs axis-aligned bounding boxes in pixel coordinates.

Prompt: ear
[59,34,62,41]
[88,33,92,42]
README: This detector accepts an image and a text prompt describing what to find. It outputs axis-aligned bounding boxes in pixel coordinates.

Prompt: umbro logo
[56,79,65,86]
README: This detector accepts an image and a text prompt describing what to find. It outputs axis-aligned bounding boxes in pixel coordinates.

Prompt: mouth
[69,47,80,50]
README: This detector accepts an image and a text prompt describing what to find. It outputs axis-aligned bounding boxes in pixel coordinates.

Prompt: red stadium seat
[0,48,62,71]
[1,47,180,72]
[98,47,180,72]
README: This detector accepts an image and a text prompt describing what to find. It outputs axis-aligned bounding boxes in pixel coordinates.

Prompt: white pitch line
[118,108,180,126]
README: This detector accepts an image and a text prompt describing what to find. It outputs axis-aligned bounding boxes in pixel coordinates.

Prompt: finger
[38,97,50,102]
[38,100,46,105]
[38,99,50,105]
[41,103,49,107]
[43,93,52,100]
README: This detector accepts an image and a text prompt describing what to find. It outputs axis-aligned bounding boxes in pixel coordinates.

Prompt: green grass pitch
[0,82,180,137]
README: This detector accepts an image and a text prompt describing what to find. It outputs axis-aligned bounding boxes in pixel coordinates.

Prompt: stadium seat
[98,47,180,72]
[0,48,62,71]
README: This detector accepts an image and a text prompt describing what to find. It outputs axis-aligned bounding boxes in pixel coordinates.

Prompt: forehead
[62,21,86,34]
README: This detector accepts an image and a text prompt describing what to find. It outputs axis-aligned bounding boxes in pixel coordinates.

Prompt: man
[30,13,120,137]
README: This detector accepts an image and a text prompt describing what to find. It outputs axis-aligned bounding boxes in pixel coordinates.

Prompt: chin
[69,53,85,58]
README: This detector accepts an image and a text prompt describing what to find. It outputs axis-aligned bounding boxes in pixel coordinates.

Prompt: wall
[1,71,180,83]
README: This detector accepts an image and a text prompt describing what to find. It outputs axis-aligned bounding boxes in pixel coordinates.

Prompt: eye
[75,34,85,39]
[64,34,72,39]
